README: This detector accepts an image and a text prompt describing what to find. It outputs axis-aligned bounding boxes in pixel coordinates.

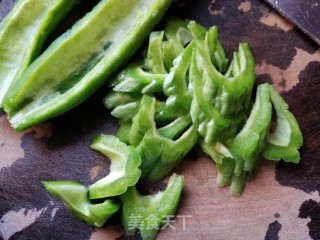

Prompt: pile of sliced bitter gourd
[41,16,303,240]
[104,17,303,196]
[44,18,303,239]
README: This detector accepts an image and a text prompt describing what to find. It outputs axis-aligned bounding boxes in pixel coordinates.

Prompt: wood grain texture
[0,0,320,239]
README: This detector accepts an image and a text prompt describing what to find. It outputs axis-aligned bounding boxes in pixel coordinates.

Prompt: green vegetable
[144,31,167,74]
[116,121,133,145]
[190,33,255,143]
[215,83,272,195]
[88,134,141,199]
[103,91,143,122]
[129,95,198,182]
[162,40,194,117]
[121,173,184,240]
[111,62,166,94]
[0,0,79,108]
[42,181,120,227]
[227,83,272,175]
[190,43,230,143]
[262,85,303,163]
[103,91,180,125]
[103,91,142,110]
[105,18,226,125]
[199,139,233,165]
[187,20,207,39]
[4,0,173,131]
[102,17,302,196]
[186,20,228,73]
[163,17,193,61]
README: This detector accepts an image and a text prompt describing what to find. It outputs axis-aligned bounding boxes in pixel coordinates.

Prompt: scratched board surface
[0,0,320,240]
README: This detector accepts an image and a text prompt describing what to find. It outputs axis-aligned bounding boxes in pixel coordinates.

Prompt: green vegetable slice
[111,101,142,123]
[116,121,133,145]
[191,36,255,143]
[164,17,193,58]
[227,83,272,174]
[121,173,184,240]
[129,95,198,182]
[111,62,166,94]
[103,90,180,125]
[262,85,303,163]
[4,0,173,131]
[0,0,79,107]
[88,134,141,199]
[226,83,272,195]
[198,39,255,116]
[199,139,233,165]
[190,45,231,143]
[144,31,167,74]
[187,20,207,39]
[42,181,120,227]
[103,91,142,109]
[162,40,194,116]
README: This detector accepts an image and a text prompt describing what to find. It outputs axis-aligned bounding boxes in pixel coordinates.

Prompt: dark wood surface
[1,0,320,239]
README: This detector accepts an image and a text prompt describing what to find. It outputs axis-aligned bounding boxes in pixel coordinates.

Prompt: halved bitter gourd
[4,0,173,131]
[0,0,79,108]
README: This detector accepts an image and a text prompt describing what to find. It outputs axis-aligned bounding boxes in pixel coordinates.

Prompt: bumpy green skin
[129,95,198,182]
[88,134,141,199]
[227,84,272,173]
[121,173,184,240]
[4,0,173,131]
[190,47,230,143]
[0,0,79,108]
[190,32,255,143]
[262,86,303,163]
[202,83,302,196]
[42,181,120,227]
[162,41,194,117]
[224,83,272,195]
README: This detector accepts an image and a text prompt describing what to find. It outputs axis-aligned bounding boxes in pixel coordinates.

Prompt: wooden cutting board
[1,0,320,239]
